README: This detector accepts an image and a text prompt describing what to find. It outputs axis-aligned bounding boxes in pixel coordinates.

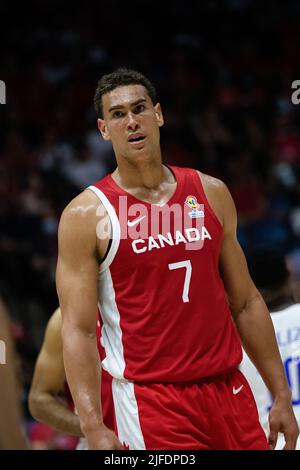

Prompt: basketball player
[0,298,28,449]
[56,68,299,450]
[240,248,300,450]
[29,308,114,443]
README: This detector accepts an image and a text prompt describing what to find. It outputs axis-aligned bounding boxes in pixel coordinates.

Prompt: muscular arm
[201,174,299,450]
[29,308,83,436]
[56,191,122,450]
[218,185,288,397]
[0,299,28,449]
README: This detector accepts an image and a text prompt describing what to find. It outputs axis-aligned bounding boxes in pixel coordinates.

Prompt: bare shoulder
[196,171,236,228]
[197,171,230,197]
[59,189,108,247]
[58,190,111,265]
[60,189,105,225]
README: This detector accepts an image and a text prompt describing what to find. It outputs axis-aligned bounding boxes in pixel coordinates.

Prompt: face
[98,84,164,161]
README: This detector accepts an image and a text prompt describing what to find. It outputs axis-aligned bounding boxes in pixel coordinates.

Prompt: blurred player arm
[0,299,28,449]
[29,308,83,436]
[217,180,299,450]
[56,190,122,450]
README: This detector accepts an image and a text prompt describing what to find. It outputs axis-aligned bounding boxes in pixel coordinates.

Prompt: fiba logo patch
[185,195,204,219]
[0,80,6,104]
[0,340,6,364]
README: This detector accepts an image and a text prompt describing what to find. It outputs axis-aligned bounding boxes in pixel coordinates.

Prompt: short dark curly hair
[94,68,157,118]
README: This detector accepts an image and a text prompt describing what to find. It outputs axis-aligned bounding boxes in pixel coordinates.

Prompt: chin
[126,146,150,159]
[131,151,153,162]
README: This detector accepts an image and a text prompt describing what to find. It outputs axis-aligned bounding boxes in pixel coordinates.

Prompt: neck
[113,151,166,190]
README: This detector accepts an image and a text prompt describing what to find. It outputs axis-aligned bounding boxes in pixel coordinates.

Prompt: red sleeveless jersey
[89,165,242,383]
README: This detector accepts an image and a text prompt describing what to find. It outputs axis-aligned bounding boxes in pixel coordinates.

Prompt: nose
[126,112,139,131]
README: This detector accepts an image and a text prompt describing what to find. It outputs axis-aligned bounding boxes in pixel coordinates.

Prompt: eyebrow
[108,98,147,113]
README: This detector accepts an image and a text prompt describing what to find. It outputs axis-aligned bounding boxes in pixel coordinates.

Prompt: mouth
[128,134,146,145]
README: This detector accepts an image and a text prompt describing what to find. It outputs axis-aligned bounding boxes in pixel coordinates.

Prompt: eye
[134,104,145,114]
[112,110,124,119]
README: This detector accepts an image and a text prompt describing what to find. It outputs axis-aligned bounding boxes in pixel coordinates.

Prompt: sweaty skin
[201,174,299,450]
[57,83,299,450]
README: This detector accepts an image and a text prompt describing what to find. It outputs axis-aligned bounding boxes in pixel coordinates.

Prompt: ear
[97,118,111,141]
[154,103,164,128]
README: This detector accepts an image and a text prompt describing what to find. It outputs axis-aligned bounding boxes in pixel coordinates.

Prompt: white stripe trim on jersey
[112,379,146,450]
[87,185,120,272]
[98,268,126,380]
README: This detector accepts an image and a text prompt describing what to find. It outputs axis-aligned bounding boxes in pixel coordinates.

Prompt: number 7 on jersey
[168,260,192,303]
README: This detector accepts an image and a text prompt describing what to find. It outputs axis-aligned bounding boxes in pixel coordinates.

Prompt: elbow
[28,390,48,422]
[61,322,96,349]
[230,290,262,319]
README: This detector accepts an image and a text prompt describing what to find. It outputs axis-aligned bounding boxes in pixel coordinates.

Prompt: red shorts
[101,369,115,430]
[112,368,269,450]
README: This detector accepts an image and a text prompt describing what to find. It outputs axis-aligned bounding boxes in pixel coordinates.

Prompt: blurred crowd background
[1,0,300,449]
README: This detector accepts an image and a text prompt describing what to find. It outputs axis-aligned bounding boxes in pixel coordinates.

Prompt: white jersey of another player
[240,303,300,450]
